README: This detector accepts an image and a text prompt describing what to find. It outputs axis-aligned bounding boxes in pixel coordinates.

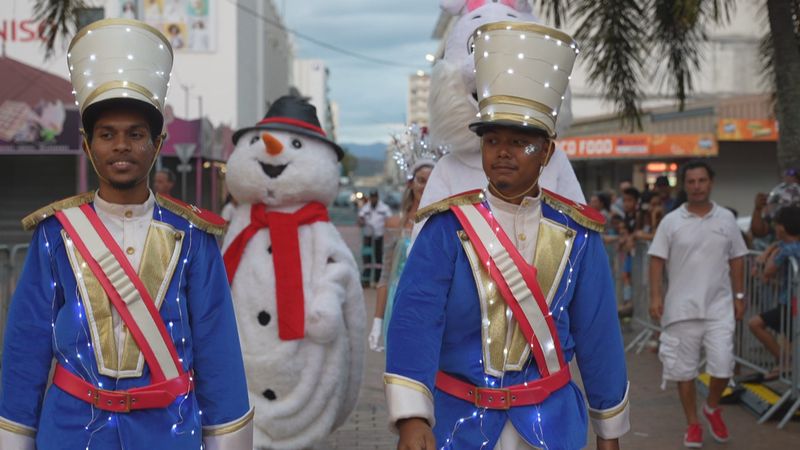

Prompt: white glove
[368,318,384,352]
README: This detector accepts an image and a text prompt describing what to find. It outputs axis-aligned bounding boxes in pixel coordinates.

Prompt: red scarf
[223,202,330,340]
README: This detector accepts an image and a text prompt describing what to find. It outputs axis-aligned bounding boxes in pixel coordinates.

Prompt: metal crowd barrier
[617,240,800,428]
[0,244,29,357]
[743,253,800,428]
[623,240,661,353]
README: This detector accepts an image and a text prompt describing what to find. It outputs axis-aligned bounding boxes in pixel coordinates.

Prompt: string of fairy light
[39,201,204,448]
[439,201,588,448]
[435,23,583,447]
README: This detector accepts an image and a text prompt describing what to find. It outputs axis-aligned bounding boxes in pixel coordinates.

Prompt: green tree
[538,0,800,169]
[36,0,800,168]
[340,148,359,178]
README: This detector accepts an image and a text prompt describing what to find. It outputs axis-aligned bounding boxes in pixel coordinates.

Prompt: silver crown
[390,124,446,180]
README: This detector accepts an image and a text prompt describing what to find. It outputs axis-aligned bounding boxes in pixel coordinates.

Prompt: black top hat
[232,95,344,160]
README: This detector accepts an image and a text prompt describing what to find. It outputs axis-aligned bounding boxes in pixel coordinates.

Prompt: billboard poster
[717,118,778,141]
[119,0,215,52]
[0,99,81,154]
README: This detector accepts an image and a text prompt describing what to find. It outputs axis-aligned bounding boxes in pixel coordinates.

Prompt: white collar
[680,201,717,219]
[94,190,155,219]
[486,189,541,214]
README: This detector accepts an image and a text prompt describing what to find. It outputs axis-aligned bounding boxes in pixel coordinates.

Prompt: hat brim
[83,97,164,138]
[468,119,552,138]
[232,122,344,161]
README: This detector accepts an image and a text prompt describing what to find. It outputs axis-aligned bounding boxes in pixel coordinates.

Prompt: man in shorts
[649,160,747,448]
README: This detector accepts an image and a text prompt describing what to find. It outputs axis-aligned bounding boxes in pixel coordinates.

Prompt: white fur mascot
[222,96,365,449]
[420,0,585,218]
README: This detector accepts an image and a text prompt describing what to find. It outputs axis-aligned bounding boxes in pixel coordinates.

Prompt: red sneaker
[684,423,703,448]
[702,404,729,442]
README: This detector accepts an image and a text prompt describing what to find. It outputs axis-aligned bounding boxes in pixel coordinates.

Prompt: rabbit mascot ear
[440,0,468,15]
[440,0,533,15]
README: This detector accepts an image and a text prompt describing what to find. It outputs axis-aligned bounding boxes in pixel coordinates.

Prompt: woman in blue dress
[368,161,434,351]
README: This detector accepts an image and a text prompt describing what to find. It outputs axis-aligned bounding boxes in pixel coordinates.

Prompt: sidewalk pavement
[328,225,799,449]
[322,288,799,450]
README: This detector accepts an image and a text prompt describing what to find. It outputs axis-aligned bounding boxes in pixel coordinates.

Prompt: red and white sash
[56,204,184,382]
[451,201,567,377]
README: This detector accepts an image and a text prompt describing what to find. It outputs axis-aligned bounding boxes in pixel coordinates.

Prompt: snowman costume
[222,96,366,449]
[420,0,585,224]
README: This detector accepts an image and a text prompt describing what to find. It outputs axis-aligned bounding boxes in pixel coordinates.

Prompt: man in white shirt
[358,190,391,284]
[648,160,747,448]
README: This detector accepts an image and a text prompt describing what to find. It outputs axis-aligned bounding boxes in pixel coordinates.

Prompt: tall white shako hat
[67,18,173,137]
[469,21,579,138]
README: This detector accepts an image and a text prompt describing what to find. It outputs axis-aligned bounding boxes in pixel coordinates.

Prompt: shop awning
[557,133,717,160]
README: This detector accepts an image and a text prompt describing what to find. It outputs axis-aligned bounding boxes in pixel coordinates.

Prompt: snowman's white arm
[305,244,357,343]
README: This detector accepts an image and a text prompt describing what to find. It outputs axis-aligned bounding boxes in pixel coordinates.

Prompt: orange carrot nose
[262,132,283,156]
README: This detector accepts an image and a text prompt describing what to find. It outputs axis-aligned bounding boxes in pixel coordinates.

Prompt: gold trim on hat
[82,80,160,113]
[69,18,173,58]
[480,95,555,118]
[480,112,554,137]
[476,21,576,47]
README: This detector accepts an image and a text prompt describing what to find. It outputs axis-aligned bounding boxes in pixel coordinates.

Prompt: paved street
[325,225,800,449]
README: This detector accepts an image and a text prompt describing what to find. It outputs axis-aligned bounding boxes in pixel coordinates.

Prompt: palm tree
[35,0,800,168]
[534,0,800,169]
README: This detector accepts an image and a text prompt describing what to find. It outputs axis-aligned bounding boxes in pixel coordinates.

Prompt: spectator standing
[153,168,176,196]
[611,180,633,218]
[590,191,613,229]
[750,168,800,250]
[648,160,747,448]
[618,187,640,317]
[748,205,800,380]
[358,190,391,285]
[655,175,677,212]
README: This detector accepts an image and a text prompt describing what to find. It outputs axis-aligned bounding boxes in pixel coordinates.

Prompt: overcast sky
[283,1,441,145]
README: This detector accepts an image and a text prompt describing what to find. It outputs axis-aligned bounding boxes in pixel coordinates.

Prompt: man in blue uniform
[0,19,252,449]
[384,21,629,450]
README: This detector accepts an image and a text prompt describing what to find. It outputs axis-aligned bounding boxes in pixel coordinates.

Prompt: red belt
[435,366,571,410]
[53,364,193,413]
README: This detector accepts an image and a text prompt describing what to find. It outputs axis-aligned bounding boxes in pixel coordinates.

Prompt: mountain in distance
[341,142,386,160]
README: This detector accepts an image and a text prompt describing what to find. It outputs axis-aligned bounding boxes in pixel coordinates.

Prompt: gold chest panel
[63,220,183,378]
[459,218,576,376]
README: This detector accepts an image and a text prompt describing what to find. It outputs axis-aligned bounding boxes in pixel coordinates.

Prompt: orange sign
[556,133,717,160]
[717,118,778,141]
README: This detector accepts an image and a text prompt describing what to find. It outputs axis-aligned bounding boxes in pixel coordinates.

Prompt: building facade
[407,72,430,127]
[0,0,293,128]
[293,59,336,139]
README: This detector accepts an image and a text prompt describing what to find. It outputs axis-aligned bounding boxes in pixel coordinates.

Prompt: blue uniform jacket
[385,192,629,450]
[0,196,251,449]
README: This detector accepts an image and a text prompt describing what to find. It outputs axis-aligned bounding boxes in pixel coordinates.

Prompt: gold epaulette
[156,194,227,236]
[415,190,485,223]
[541,189,605,233]
[21,192,95,231]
